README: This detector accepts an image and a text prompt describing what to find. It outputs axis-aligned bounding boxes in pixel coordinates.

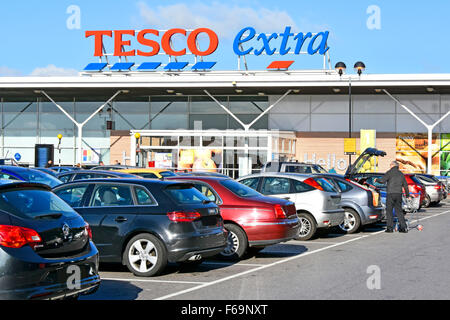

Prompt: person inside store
[375,160,412,233]
[45,159,53,168]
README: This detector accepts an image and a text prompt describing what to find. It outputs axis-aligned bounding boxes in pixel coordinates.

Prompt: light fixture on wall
[334,62,347,77]
[332,88,341,93]
[235,89,243,93]
[426,87,435,93]
[354,61,366,76]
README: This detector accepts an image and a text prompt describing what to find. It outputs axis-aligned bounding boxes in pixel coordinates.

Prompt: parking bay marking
[154,208,450,300]
[101,278,208,285]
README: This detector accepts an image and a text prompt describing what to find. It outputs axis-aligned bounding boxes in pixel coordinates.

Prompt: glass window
[0,189,78,219]
[220,179,261,198]
[165,185,210,204]
[54,185,89,207]
[134,186,156,205]
[239,178,260,190]
[57,174,73,183]
[90,184,133,206]
[314,178,339,193]
[0,173,19,181]
[292,179,315,193]
[159,171,176,177]
[336,180,353,192]
[17,169,62,188]
[261,177,292,195]
[134,173,158,179]
[193,183,217,202]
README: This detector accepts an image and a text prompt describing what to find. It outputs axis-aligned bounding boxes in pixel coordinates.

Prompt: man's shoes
[385,228,394,233]
[399,228,408,233]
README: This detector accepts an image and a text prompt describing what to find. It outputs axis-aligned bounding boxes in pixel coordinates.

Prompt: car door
[260,176,296,201]
[75,182,138,261]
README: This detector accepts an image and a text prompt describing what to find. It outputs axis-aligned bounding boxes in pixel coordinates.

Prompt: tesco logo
[85,28,219,57]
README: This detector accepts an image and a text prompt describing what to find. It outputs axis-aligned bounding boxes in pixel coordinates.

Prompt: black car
[52,178,227,277]
[57,169,140,184]
[0,181,100,300]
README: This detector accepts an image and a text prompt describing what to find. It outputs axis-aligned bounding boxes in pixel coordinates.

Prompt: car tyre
[423,194,431,208]
[123,233,167,277]
[295,212,317,241]
[219,223,248,260]
[338,208,361,234]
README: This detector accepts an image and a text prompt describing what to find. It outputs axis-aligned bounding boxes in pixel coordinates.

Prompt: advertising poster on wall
[359,129,377,173]
[154,152,173,168]
[396,133,440,174]
[440,133,450,176]
[178,149,222,172]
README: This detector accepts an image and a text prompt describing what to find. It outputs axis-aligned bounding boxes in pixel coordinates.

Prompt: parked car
[313,174,385,233]
[0,165,62,188]
[414,174,445,206]
[0,180,100,300]
[57,169,140,184]
[34,167,59,177]
[175,171,230,178]
[237,173,344,241]
[114,168,177,179]
[261,161,329,174]
[52,178,227,277]
[90,165,138,171]
[48,166,81,174]
[166,176,299,259]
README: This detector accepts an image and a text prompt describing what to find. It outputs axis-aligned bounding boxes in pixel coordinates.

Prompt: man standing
[377,161,411,233]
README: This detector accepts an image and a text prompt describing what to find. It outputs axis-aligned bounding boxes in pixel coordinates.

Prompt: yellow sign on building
[344,138,356,155]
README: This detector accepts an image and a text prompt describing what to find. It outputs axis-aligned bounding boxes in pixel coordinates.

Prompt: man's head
[390,160,399,168]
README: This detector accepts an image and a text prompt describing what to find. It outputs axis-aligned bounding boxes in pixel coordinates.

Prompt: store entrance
[131,130,295,178]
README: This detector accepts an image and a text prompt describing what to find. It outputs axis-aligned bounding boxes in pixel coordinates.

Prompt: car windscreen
[159,171,176,177]
[220,179,261,198]
[0,189,78,219]
[314,178,339,193]
[18,169,62,188]
[165,184,211,205]
[313,165,328,174]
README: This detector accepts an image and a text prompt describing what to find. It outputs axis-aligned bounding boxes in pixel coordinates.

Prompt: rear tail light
[303,178,323,191]
[0,225,42,249]
[371,191,380,207]
[274,204,287,219]
[85,223,93,240]
[434,185,442,190]
[167,211,201,222]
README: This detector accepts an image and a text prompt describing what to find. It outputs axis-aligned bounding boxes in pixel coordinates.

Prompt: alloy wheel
[128,239,158,273]
[222,230,240,256]
[339,211,356,232]
[299,217,312,237]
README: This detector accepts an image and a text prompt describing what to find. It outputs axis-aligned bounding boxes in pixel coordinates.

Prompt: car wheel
[338,208,361,234]
[423,194,431,208]
[295,212,317,241]
[219,223,248,260]
[123,233,167,277]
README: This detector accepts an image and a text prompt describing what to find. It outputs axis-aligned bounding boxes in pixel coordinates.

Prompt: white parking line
[101,277,208,285]
[154,209,450,300]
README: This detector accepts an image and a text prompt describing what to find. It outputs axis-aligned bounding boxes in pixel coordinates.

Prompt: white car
[237,173,345,240]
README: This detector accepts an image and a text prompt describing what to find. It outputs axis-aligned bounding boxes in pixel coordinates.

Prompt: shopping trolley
[380,191,422,231]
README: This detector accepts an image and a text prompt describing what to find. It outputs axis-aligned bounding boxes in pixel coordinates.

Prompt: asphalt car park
[81,199,450,300]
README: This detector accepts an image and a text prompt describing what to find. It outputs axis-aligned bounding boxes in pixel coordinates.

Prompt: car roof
[51,177,191,188]
[0,179,51,191]
[57,169,137,176]
[238,172,314,179]
[0,165,41,173]
[115,168,171,173]
[166,176,230,181]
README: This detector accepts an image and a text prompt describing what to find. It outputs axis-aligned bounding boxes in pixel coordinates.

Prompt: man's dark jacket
[379,166,410,195]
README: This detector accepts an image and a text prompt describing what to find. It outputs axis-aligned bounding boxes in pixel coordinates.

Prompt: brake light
[372,191,380,207]
[434,185,442,190]
[0,225,42,249]
[85,223,93,240]
[274,204,287,219]
[303,178,323,191]
[167,211,201,222]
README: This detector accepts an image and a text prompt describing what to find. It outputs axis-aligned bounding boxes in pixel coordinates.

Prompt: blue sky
[1,0,449,76]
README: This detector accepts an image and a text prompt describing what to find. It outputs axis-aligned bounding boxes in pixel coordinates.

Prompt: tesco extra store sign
[85,26,330,70]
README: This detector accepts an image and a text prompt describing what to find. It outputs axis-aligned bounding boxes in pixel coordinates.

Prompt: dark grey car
[53,178,227,277]
[0,181,100,300]
[316,174,385,233]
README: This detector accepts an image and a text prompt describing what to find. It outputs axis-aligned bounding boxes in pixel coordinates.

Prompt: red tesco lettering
[85,28,219,57]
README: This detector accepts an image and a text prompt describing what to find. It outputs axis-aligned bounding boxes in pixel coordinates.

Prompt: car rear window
[165,184,210,204]
[220,179,261,198]
[159,171,176,177]
[314,178,339,193]
[0,189,78,219]
[18,170,62,188]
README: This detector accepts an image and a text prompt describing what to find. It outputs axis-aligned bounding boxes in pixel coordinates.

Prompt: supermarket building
[0,27,449,177]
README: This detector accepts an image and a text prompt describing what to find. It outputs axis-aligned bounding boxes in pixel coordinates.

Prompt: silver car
[414,174,445,206]
[316,174,385,233]
[237,172,345,240]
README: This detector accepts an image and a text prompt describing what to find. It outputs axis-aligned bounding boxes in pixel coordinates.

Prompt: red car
[404,174,426,208]
[166,176,300,260]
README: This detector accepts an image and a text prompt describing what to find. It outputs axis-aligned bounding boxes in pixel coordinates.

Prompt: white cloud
[29,64,79,77]
[0,66,22,77]
[135,1,300,39]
